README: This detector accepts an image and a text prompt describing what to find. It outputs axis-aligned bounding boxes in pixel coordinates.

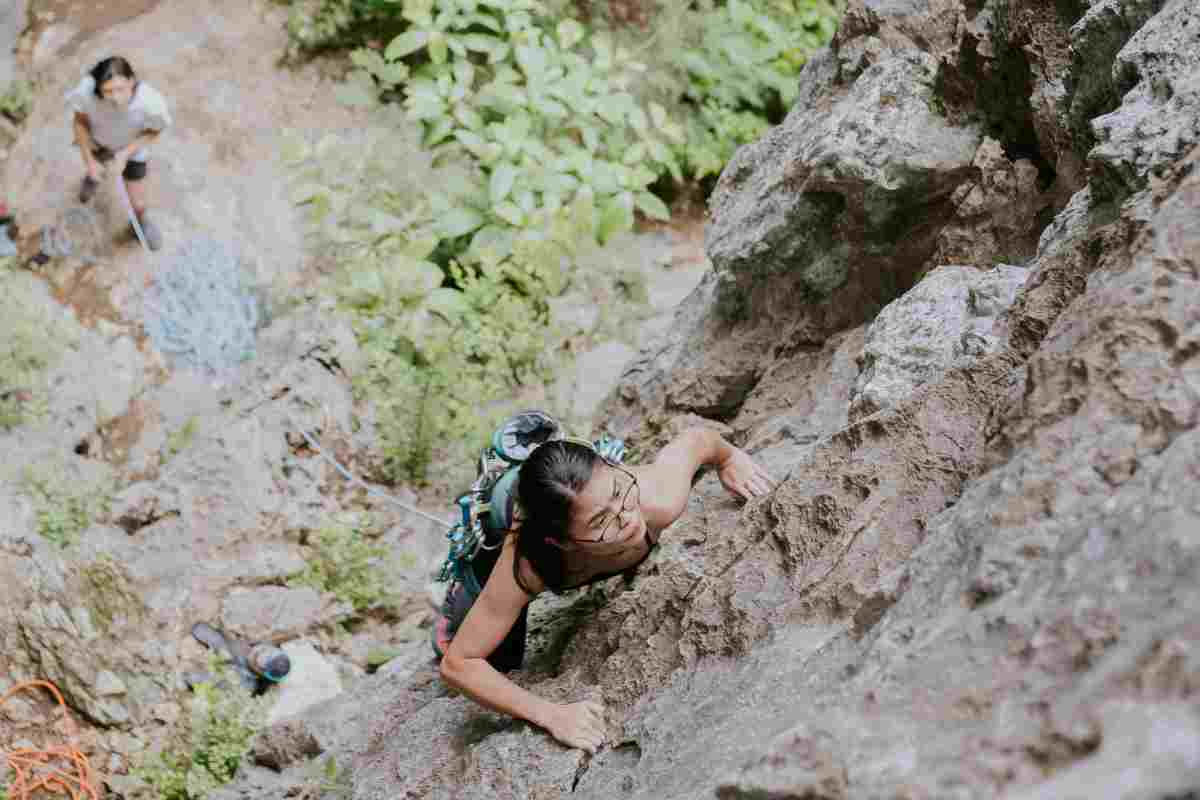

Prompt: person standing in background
[66,56,171,251]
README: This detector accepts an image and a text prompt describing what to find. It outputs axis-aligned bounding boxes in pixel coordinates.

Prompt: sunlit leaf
[635,191,671,221]
[489,162,518,204]
[438,207,485,238]
[386,30,430,60]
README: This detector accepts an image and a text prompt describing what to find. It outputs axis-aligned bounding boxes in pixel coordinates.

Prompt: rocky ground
[3,0,1199,798]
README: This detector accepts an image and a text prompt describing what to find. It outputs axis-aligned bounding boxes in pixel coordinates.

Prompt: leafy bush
[133,677,263,800]
[1,274,77,432]
[282,0,406,56]
[343,0,680,248]
[21,460,114,548]
[283,116,622,482]
[624,0,842,179]
[0,79,33,123]
[289,516,395,611]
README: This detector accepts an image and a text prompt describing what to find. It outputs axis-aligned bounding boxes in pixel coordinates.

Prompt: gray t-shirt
[66,76,172,162]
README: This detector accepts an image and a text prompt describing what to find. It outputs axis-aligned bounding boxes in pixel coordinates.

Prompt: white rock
[266,641,342,726]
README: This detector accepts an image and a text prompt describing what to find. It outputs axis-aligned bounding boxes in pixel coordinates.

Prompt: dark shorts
[92,147,148,181]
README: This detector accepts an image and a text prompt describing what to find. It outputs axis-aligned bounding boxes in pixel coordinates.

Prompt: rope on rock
[289,416,449,528]
[0,680,99,800]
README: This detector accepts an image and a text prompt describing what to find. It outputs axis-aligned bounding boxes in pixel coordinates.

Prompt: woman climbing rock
[66,55,171,251]
[435,425,774,754]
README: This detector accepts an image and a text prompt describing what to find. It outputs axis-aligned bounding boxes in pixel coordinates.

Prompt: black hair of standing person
[89,56,137,98]
[511,440,599,594]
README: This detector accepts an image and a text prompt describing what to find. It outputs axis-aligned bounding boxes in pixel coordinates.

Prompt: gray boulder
[850,263,1029,419]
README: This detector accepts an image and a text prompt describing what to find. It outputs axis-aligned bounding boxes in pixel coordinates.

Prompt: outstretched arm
[439,540,607,753]
[635,427,774,529]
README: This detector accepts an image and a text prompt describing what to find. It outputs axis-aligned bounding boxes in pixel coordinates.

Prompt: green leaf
[462,33,499,53]
[635,191,671,221]
[469,225,515,260]
[429,32,449,64]
[385,30,430,60]
[438,207,485,238]
[425,115,456,146]
[489,162,518,204]
[595,197,630,244]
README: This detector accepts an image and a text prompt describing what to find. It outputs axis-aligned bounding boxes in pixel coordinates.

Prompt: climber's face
[99,75,135,108]
[567,461,645,549]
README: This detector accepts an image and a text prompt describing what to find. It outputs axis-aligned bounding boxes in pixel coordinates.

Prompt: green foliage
[133,677,263,800]
[21,460,114,548]
[344,0,683,248]
[289,516,394,611]
[636,0,843,179]
[0,79,34,123]
[164,417,200,462]
[81,556,141,630]
[677,100,771,180]
[1,274,77,432]
[296,756,353,800]
[283,117,604,483]
[282,0,406,56]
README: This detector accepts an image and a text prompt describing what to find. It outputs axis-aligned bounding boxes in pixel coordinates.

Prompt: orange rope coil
[1,680,99,800]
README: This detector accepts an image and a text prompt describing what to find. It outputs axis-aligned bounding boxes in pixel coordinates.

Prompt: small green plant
[164,417,200,462]
[21,461,114,548]
[81,556,141,630]
[295,756,354,800]
[0,79,34,123]
[133,675,264,800]
[289,516,394,612]
[1,274,77,432]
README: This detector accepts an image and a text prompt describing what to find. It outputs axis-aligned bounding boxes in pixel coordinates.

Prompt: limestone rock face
[849,263,1029,420]
[1088,0,1200,204]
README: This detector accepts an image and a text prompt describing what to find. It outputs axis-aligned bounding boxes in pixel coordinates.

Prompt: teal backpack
[435,411,625,586]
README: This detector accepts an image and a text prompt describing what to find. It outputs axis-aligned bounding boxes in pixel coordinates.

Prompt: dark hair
[90,57,137,98]
[511,440,599,594]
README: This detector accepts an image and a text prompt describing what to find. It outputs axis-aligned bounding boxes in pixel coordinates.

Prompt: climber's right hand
[545,700,606,754]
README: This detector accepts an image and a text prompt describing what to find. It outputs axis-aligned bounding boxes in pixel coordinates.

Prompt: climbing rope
[0,680,99,800]
[289,415,450,528]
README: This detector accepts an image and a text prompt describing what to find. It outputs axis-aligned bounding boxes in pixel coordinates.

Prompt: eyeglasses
[574,463,639,544]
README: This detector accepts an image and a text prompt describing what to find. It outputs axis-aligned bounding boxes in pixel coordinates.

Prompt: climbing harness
[434,411,625,585]
[0,680,100,800]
